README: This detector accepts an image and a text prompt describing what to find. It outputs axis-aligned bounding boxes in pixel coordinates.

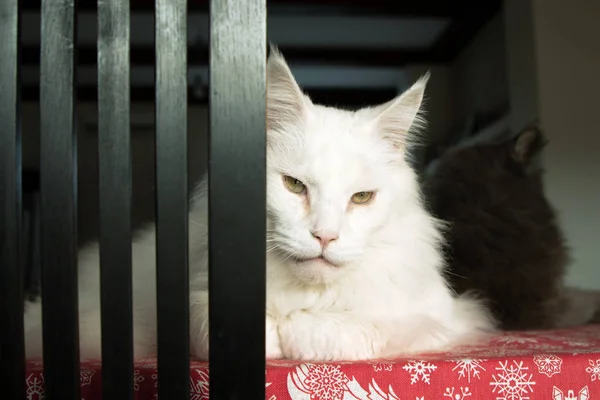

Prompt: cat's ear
[373,73,429,149]
[511,122,547,165]
[267,45,310,131]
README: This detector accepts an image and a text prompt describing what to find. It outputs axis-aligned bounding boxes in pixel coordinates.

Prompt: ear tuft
[267,45,308,132]
[373,73,430,150]
[512,121,547,164]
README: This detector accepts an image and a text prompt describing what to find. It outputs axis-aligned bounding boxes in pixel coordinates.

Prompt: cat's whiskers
[272,244,306,263]
[439,274,459,296]
[444,270,467,280]
[266,244,283,253]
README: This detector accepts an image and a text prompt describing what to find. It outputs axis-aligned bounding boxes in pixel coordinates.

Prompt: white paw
[277,314,321,360]
[266,314,283,359]
[278,312,378,361]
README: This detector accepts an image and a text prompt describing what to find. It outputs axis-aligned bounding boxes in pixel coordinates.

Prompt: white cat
[24,48,495,362]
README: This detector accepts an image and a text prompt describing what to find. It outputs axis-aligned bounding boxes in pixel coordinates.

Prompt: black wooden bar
[155,0,190,398]
[209,0,267,398]
[39,0,80,399]
[98,0,134,399]
[0,0,26,398]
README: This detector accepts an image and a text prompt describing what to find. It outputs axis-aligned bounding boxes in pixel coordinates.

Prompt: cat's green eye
[283,175,306,194]
[351,191,375,204]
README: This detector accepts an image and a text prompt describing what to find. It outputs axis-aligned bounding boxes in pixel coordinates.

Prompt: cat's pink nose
[311,230,338,249]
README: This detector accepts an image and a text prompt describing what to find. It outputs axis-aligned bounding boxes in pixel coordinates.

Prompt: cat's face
[265,48,428,285]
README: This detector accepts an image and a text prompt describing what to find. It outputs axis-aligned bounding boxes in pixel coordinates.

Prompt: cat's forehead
[296,107,387,185]
[304,105,378,143]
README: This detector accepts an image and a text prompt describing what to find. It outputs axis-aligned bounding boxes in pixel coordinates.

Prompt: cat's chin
[293,255,338,268]
[287,256,342,285]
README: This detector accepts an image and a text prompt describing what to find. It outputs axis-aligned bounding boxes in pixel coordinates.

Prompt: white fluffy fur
[24,48,495,362]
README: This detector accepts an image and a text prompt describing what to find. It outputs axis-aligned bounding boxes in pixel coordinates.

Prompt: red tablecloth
[25,325,600,399]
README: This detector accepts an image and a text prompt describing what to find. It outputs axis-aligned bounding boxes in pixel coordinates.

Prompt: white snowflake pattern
[303,364,349,400]
[80,370,96,386]
[26,373,45,400]
[190,368,210,400]
[452,359,486,383]
[402,360,437,385]
[533,354,562,377]
[133,369,145,391]
[552,386,589,400]
[372,361,394,372]
[266,381,277,400]
[151,373,158,400]
[585,359,600,381]
[490,360,536,400]
[443,387,472,400]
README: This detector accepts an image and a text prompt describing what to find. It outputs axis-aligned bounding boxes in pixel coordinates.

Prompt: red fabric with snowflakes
[25,325,600,399]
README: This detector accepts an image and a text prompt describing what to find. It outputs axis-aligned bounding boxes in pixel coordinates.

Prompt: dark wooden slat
[39,0,80,399]
[22,45,446,67]
[97,0,134,398]
[22,85,396,109]
[0,0,26,398]
[22,0,469,17]
[209,0,266,399]
[155,0,190,398]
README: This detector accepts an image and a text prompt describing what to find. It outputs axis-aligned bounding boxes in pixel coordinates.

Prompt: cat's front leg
[189,290,210,360]
[278,310,385,361]
[266,313,283,359]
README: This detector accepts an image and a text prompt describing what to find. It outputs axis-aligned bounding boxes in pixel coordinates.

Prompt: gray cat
[421,122,600,330]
